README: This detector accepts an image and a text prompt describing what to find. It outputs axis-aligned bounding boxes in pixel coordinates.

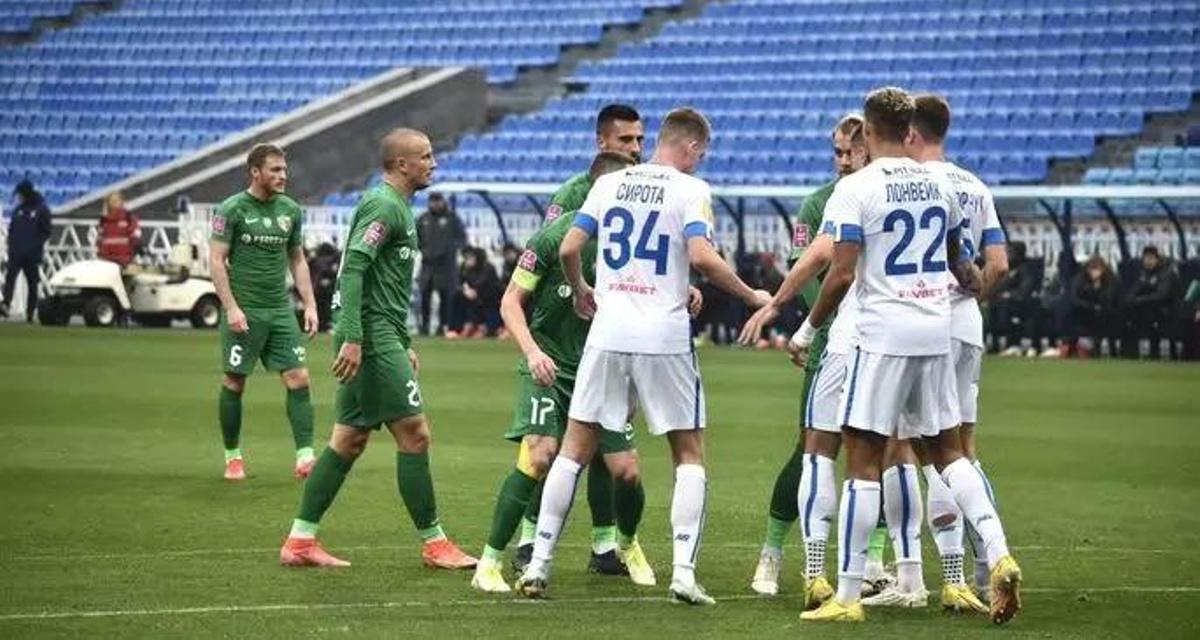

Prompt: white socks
[671,464,707,588]
[942,457,1009,568]
[835,479,881,605]
[798,453,837,579]
[883,464,925,593]
[528,456,583,579]
[923,464,966,585]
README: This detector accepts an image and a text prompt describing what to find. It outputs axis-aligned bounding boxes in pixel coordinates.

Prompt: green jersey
[210,190,302,310]
[510,211,597,376]
[546,171,592,223]
[333,183,419,353]
[790,179,838,310]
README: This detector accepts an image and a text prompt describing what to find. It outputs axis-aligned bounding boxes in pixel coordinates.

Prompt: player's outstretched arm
[499,280,558,387]
[687,236,770,308]
[289,247,318,338]
[209,241,247,333]
[788,241,857,365]
[737,234,834,344]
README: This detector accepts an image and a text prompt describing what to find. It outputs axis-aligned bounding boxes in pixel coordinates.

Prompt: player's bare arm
[289,247,319,339]
[947,232,982,298]
[559,226,596,319]
[499,279,558,387]
[687,285,703,318]
[979,244,1009,300]
[686,235,770,308]
[791,241,858,366]
[209,240,247,333]
[738,233,834,345]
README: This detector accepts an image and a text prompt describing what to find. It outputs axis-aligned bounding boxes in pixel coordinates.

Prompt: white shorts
[805,351,848,433]
[952,339,983,425]
[838,348,960,439]
[569,347,706,436]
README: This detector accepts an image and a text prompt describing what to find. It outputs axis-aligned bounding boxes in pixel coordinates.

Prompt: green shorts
[504,370,635,454]
[335,343,423,429]
[220,307,306,375]
[798,324,830,428]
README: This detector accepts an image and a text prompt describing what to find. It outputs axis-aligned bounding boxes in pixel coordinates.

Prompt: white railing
[4,184,1199,319]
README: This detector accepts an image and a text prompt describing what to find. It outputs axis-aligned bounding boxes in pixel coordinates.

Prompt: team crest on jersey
[792,224,809,249]
[363,220,387,247]
[278,217,292,233]
[212,215,226,234]
[518,249,537,271]
[557,284,571,298]
[544,204,563,223]
[262,217,273,229]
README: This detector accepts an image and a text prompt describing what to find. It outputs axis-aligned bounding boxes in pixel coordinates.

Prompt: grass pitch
[1,324,1198,638]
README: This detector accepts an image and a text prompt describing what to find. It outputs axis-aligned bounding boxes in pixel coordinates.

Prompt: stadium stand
[0,0,80,36]
[0,0,683,206]
[429,0,1198,190]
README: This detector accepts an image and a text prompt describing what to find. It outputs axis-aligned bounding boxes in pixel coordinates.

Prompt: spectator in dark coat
[448,246,501,338]
[1066,255,1120,357]
[307,242,341,332]
[416,192,466,336]
[989,241,1040,354]
[1121,246,1180,359]
[2,180,52,321]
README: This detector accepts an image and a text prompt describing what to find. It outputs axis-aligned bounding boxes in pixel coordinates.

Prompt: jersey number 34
[602,207,669,275]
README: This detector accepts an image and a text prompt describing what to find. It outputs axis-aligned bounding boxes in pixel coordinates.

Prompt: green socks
[769,447,805,523]
[586,457,617,553]
[764,516,792,552]
[867,526,888,563]
[218,386,242,450]
[614,479,644,545]
[285,387,314,451]
[397,451,444,541]
[295,447,354,530]
[485,469,539,552]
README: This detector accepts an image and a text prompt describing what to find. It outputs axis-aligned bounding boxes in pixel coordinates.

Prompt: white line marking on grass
[4,543,1190,563]
[3,588,1199,622]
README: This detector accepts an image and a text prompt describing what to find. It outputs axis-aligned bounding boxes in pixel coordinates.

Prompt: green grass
[1,324,1198,638]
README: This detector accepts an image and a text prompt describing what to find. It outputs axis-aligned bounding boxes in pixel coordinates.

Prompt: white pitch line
[3,543,1190,563]
[3,588,1199,622]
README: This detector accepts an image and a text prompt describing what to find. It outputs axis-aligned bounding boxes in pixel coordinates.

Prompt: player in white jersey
[738,115,872,608]
[792,87,1022,625]
[514,108,770,605]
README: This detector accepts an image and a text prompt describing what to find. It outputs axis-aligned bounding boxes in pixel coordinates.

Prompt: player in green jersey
[473,151,661,592]
[209,144,318,482]
[279,129,476,570]
[543,104,644,224]
[739,115,877,604]
[511,104,649,576]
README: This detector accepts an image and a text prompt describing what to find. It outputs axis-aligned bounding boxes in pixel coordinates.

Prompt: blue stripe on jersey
[842,480,857,573]
[898,465,912,560]
[573,212,598,236]
[981,227,1006,246]
[837,223,863,244]
[821,220,835,236]
[683,221,710,239]
[843,348,862,425]
[805,357,823,428]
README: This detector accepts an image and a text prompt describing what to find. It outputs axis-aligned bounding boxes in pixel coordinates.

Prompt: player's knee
[330,428,369,459]
[607,458,641,486]
[222,374,246,394]
[397,423,431,453]
[282,368,310,389]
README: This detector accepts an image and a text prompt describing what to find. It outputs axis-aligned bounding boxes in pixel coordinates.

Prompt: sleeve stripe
[573,212,598,237]
[981,227,1006,246]
[511,267,540,292]
[820,220,835,236]
[836,223,863,244]
[683,221,710,239]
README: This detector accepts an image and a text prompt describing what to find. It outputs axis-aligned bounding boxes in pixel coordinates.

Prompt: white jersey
[825,288,859,355]
[823,156,963,356]
[927,160,1005,348]
[575,163,714,354]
